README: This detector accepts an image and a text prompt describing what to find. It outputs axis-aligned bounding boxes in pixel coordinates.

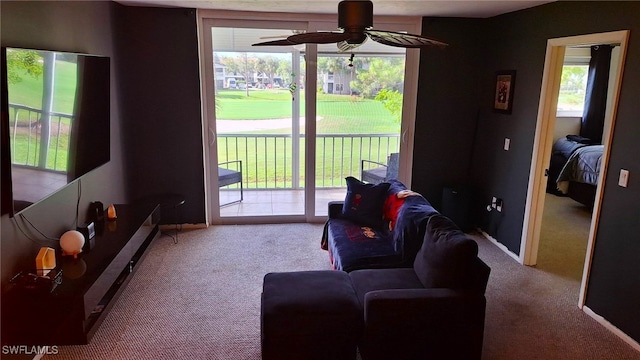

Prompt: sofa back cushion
[342,176,390,230]
[413,214,479,289]
[391,193,439,257]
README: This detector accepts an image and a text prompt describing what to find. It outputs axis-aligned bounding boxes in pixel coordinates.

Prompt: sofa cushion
[413,214,479,289]
[349,268,423,308]
[342,176,390,230]
[327,219,401,272]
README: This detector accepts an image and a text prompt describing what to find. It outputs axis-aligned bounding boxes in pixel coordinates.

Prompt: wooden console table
[1,202,160,345]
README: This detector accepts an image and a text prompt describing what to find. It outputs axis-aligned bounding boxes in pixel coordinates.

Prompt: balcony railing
[9,103,399,190]
[8,103,73,172]
[218,133,400,189]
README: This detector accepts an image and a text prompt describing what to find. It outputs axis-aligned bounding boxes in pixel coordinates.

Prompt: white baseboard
[478,228,522,263]
[479,229,640,354]
[583,306,640,353]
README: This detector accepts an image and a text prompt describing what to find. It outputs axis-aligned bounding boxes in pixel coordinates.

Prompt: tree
[219,54,256,96]
[560,65,588,93]
[351,57,404,98]
[375,89,403,122]
[258,56,280,87]
[276,59,292,87]
[6,48,42,85]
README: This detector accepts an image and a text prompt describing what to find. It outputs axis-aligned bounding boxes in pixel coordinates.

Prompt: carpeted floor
[45,213,640,359]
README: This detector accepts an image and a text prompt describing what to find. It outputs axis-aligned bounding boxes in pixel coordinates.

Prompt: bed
[547,136,603,208]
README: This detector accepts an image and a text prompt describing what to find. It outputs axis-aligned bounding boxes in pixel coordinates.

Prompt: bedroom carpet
[44,220,639,360]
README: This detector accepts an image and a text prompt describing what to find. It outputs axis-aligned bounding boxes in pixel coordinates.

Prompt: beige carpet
[45,218,640,359]
[537,193,592,281]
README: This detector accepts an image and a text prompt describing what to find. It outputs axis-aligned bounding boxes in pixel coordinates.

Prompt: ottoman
[261,270,363,360]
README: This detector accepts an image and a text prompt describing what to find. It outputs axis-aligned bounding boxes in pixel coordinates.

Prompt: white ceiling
[116,0,555,18]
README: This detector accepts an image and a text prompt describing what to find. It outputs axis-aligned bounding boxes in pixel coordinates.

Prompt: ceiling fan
[252,0,448,52]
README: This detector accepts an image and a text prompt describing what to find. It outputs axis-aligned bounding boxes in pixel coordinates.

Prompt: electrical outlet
[491,197,497,208]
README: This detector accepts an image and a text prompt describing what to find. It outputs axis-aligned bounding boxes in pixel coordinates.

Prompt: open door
[520,30,629,307]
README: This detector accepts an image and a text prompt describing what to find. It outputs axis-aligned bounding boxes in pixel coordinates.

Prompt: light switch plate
[619,169,629,187]
[504,138,510,151]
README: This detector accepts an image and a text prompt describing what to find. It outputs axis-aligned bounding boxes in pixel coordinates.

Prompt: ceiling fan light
[346,32,368,44]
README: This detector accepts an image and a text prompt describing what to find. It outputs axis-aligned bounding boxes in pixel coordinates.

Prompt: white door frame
[197,10,421,225]
[520,30,629,308]
[197,13,309,225]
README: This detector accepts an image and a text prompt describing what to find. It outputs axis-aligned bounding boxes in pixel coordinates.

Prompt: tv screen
[1,47,110,216]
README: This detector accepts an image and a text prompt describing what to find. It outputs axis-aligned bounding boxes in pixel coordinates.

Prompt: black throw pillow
[341,176,390,230]
[413,214,478,289]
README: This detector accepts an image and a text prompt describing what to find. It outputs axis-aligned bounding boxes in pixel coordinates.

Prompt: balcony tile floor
[220,188,346,217]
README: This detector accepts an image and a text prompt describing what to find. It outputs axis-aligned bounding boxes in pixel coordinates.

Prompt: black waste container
[442,186,472,232]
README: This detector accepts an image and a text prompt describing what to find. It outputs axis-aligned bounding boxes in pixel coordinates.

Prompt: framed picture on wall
[493,70,516,114]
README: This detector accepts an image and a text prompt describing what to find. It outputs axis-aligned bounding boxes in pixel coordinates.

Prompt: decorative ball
[60,230,85,258]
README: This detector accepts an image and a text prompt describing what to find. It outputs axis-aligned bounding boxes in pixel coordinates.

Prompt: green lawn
[8,59,77,114]
[216,89,400,134]
[215,89,401,188]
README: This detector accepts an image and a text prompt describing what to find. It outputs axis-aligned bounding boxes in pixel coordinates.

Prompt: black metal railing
[217,133,399,189]
[8,103,73,172]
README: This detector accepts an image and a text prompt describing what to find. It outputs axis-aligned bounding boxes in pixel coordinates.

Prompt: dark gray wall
[1,1,127,288]
[412,18,485,210]
[416,1,640,344]
[115,5,205,225]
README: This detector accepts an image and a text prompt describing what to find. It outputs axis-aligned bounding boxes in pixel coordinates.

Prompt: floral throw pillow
[342,176,390,230]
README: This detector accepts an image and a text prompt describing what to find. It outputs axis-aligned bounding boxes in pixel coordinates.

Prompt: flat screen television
[1,47,110,216]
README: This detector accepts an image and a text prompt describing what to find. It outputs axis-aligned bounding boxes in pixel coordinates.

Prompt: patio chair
[218,160,243,206]
[361,153,399,184]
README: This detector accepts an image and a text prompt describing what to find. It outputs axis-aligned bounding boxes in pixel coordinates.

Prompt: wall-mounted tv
[1,47,110,216]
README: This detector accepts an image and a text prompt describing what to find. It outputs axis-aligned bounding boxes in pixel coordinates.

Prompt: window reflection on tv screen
[3,47,110,215]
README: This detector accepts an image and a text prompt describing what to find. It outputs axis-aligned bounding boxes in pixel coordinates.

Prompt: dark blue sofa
[321,179,439,272]
[266,209,491,360]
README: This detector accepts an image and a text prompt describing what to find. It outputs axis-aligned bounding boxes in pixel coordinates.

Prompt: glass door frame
[197,10,421,225]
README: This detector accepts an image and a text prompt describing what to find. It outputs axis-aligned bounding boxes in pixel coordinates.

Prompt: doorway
[520,30,629,307]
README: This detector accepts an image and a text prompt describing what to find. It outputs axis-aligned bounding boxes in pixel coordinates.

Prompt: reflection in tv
[4,47,110,215]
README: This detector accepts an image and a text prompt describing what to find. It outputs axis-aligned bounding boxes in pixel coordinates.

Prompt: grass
[218,136,399,189]
[11,132,69,170]
[8,59,77,114]
[216,89,400,134]
[215,89,401,188]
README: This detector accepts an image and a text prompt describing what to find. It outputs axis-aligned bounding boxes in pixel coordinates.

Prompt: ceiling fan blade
[259,30,306,40]
[286,32,351,44]
[259,35,289,40]
[252,39,296,46]
[366,30,448,48]
[337,39,366,52]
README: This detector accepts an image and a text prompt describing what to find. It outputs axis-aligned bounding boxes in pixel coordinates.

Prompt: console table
[1,202,160,345]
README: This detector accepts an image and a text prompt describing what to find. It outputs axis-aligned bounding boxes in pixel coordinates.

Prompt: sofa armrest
[361,288,486,360]
[328,201,344,219]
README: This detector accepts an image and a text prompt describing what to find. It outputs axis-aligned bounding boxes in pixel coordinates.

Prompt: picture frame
[493,70,516,114]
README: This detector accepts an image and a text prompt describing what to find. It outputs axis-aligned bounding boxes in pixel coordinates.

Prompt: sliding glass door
[212,28,306,217]
[313,43,406,216]
[199,15,420,224]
